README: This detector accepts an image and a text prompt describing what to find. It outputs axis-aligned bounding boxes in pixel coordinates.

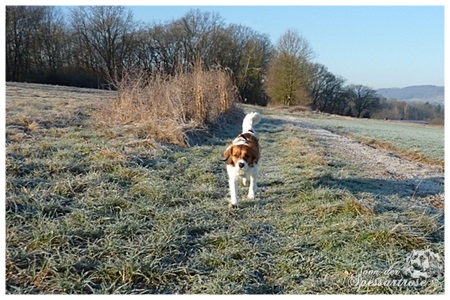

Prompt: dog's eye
[243,154,249,159]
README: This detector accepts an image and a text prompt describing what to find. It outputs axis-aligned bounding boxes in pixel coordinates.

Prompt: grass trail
[5,83,444,294]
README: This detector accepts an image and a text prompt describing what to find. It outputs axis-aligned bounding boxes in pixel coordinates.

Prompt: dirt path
[266,114,445,210]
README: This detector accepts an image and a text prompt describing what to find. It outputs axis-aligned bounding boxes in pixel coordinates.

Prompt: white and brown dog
[223,112,261,208]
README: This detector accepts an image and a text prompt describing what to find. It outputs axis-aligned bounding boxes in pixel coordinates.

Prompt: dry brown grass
[97,62,238,146]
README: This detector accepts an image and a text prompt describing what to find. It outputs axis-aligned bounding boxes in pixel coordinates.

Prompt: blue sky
[126,5,444,89]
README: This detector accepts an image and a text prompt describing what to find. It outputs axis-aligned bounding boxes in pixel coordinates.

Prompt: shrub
[98,62,238,146]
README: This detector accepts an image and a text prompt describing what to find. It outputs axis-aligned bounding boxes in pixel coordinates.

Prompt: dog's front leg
[248,172,257,200]
[229,177,239,208]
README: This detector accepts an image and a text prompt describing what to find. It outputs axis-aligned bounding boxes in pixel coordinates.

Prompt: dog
[223,112,261,208]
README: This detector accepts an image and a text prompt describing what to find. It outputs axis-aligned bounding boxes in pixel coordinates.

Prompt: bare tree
[6,6,46,81]
[265,29,313,106]
[34,7,70,75]
[171,9,225,69]
[135,11,271,104]
[227,24,272,104]
[307,63,348,114]
[348,84,380,117]
[70,6,136,85]
[308,63,330,110]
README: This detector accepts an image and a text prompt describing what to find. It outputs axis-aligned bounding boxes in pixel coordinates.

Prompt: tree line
[5,6,443,122]
[6,6,271,106]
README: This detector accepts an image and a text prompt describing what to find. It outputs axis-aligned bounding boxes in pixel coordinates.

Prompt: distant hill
[376,85,444,105]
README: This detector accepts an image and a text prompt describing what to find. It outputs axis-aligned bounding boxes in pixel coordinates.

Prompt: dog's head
[224,137,259,170]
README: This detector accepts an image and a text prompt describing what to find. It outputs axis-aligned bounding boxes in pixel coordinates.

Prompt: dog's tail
[242,112,261,133]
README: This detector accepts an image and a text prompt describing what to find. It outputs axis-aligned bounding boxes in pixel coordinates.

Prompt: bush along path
[5,84,444,294]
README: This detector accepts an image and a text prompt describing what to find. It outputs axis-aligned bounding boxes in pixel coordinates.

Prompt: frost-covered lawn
[303,114,444,162]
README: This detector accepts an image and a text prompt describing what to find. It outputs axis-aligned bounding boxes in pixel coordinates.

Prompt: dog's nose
[238,162,245,169]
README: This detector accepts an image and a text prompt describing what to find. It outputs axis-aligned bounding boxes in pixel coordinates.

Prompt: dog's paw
[228,203,238,209]
[242,178,247,186]
[247,193,255,200]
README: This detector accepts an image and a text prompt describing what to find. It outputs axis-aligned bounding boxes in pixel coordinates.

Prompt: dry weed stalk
[99,62,237,146]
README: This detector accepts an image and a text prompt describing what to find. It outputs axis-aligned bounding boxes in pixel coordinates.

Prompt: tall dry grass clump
[99,62,238,146]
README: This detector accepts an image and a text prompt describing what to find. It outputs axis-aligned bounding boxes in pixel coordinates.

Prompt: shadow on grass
[186,107,246,146]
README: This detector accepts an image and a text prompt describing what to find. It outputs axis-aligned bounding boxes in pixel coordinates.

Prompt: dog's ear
[223,145,233,164]
[248,145,260,167]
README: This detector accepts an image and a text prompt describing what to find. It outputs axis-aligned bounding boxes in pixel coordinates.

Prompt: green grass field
[5,83,444,294]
